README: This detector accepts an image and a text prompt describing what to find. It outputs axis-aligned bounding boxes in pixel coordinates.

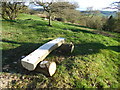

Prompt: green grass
[1,13,120,88]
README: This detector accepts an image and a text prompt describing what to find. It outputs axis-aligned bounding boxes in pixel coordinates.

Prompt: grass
[1,13,120,88]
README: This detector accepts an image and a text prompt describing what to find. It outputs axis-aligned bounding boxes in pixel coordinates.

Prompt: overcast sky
[74,0,119,11]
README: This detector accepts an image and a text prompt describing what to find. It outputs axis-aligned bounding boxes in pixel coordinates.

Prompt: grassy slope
[1,13,120,88]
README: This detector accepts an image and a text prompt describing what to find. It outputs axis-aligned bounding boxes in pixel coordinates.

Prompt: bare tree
[51,2,78,19]
[1,2,26,20]
[35,0,78,26]
[104,1,120,11]
[112,1,120,11]
[35,0,54,26]
[103,1,120,32]
[34,0,74,26]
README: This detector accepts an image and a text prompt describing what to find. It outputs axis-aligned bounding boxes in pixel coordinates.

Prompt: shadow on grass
[70,28,96,34]
[72,43,120,56]
[65,23,120,39]
[2,39,120,75]
[2,39,49,75]
[108,46,120,52]
[2,20,96,35]
[72,43,106,56]
[65,23,94,29]
[2,19,48,29]
[18,19,48,28]
[1,19,17,22]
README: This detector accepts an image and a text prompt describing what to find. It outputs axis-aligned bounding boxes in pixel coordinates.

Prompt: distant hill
[100,11,117,17]
[80,11,117,17]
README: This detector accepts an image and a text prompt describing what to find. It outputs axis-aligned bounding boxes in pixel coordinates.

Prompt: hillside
[1,13,120,88]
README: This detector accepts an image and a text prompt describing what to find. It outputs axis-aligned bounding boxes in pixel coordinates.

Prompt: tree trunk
[48,10,52,26]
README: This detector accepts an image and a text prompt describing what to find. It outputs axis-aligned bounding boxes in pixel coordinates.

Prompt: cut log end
[48,62,56,76]
[35,61,56,76]
[21,61,35,71]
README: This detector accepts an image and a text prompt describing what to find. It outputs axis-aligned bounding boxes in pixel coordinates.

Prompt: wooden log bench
[21,37,65,73]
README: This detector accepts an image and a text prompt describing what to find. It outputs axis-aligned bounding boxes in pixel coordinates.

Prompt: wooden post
[21,38,65,71]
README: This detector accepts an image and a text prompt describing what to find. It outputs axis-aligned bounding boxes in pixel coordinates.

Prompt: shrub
[114,13,120,32]
[102,15,116,32]
[85,16,106,30]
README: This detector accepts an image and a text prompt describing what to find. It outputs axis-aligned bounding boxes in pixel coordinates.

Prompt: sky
[73,0,119,11]
[26,0,119,11]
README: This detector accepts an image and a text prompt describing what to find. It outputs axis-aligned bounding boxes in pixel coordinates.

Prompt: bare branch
[1,2,25,20]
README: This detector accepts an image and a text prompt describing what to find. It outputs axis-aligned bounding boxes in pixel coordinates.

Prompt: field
[1,13,120,88]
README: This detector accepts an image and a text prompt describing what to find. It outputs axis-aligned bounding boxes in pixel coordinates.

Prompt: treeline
[1,2,120,32]
[24,2,120,33]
